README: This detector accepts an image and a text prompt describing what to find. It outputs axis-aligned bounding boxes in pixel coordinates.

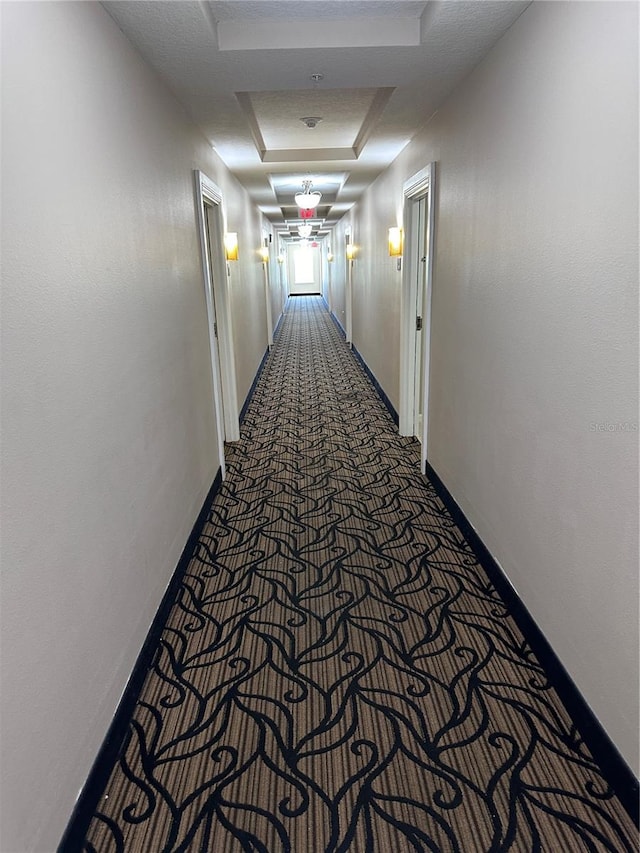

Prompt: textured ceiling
[103,0,531,235]
[245,89,380,149]
[236,87,394,169]
[209,2,429,22]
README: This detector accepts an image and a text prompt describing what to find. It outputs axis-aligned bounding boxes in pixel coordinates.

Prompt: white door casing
[399,163,436,474]
[262,234,274,350]
[194,170,241,466]
[345,228,353,347]
[412,195,428,442]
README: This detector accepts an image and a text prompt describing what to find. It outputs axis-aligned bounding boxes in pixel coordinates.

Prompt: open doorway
[399,163,436,475]
[288,243,321,295]
[194,170,241,477]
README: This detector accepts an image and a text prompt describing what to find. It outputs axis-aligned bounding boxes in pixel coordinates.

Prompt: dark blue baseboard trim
[273,309,285,339]
[328,310,346,339]
[351,345,399,427]
[240,348,270,425]
[57,469,224,852]
[425,461,639,827]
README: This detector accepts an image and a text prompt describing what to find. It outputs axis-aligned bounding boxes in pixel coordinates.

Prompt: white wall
[351,165,405,408]
[0,3,267,851]
[351,1,639,772]
[225,204,272,408]
[328,213,353,335]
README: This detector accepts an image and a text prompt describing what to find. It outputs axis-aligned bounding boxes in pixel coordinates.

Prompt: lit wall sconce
[346,244,356,261]
[277,254,285,264]
[224,232,239,261]
[259,246,269,263]
[327,252,334,262]
[388,227,403,257]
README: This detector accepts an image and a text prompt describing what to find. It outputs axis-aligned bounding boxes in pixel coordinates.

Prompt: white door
[412,195,428,442]
[203,203,227,466]
[194,169,240,450]
[398,163,436,475]
[262,241,274,349]
[345,234,353,346]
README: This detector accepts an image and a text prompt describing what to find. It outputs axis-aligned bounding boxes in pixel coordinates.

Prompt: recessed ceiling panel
[237,87,395,163]
[208,2,428,22]
[245,89,379,150]
[209,1,429,48]
[217,19,421,51]
[105,0,532,225]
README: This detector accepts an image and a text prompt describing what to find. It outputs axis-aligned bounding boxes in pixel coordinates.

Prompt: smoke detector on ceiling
[300,117,322,129]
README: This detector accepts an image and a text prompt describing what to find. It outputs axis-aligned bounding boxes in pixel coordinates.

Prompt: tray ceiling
[103,0,531,233]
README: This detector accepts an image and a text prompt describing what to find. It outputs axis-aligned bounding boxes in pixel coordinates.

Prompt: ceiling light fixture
[300,116,322,129]
[295,179,322,211]
[298,224,312,238]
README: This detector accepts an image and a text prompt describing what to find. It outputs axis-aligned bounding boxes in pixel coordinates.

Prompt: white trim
[263,265,274,349]
[403,164,432,199]
[262,230,274,349]
[399,162,436,474]
[194,170,241,458]
[345,227,353,347]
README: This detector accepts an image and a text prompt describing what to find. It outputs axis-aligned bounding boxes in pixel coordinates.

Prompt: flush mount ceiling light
[300,116,322,128]
[298,224,313,238]
[295,179,322,210]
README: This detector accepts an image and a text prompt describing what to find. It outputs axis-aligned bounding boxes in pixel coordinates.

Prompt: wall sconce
[327,252,334,262]
[346,244,356,261]
[224,232,239,261]
[259,246,269,263]
[277,254,285,264]
[388,227,403,257]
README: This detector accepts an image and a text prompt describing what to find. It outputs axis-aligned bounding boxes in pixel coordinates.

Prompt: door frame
[345,227,353,347]
[261,231,274,350]
[399,162,436,474]
[194,170,241,467]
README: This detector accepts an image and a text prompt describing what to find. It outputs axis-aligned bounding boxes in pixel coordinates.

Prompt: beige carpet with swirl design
[84,296,637,852]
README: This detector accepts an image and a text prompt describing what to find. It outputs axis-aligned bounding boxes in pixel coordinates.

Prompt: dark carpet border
[328,309,346,339]
[240,348,269,425]
[351,344,399,426]
[324,299,636,823]
[57,468,224,852]
[324,305,398,425]
[425,461,640,827]
[239,302,287,427]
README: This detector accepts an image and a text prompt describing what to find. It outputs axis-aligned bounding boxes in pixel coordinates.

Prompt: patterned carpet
[85,296,637,852]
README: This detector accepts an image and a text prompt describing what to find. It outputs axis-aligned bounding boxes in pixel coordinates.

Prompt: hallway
[2,3,638,850]
[83,297,636,852]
